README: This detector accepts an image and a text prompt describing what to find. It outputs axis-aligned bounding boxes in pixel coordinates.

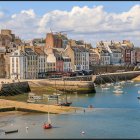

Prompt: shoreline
[0,99,83,114]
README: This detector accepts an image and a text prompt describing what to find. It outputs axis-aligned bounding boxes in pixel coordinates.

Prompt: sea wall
[0,81,31,96]
[28,80,96,94]
[95,71,140,84]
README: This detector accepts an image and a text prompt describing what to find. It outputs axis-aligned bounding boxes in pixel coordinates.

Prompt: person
[89,105,93,108]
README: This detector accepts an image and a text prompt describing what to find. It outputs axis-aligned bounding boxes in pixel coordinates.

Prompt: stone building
[45,32,68,49]
[64,45,89,71]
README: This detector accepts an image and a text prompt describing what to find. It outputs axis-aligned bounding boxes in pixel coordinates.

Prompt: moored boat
[113,90,123,94]
[5,129,18,134]
[137,96,140,99]
[58,102,72,106]
[27,99,35,103]
[48,95,58,100]
[43,106,52,129]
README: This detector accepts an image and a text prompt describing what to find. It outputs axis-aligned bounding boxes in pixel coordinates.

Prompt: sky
[0,1,140,47]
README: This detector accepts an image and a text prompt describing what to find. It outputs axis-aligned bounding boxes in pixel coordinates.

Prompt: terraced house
[64,44,89,71]
[10,47,38,79]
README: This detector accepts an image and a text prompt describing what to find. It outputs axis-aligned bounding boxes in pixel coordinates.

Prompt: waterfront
[1,82,140,138]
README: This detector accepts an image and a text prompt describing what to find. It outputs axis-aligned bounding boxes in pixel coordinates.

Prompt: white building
[100,50,110,65]
[44,48,56,72]
[10,49,25,79]
[10,47,38,79]
[63,56,71,72]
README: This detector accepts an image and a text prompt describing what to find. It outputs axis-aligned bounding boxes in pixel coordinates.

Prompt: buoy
[81,131,85,134]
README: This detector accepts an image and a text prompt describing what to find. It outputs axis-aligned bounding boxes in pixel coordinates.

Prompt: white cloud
[0,11,4,18]
[1,5,140,46]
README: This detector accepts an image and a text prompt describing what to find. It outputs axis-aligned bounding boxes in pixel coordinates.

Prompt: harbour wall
[0,81,31,96]
[30,79,96,94]
[0,71,140,96]
[94,71,140,84]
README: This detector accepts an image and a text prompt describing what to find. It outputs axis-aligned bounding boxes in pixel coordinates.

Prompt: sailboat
[58,78,72,106]
[43,107,52,129]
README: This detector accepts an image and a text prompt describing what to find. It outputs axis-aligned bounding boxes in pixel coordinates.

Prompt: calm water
[1,82,140,139]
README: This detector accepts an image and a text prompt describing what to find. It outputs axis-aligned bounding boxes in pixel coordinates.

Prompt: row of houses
[10,44,89,79]
[1,29,140,79]
[89,40,140,66]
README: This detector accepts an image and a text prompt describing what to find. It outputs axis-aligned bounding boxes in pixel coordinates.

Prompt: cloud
[0,9,40,39]
[37,4,140,46]
[0,5,140,46]
[0,11,4,18]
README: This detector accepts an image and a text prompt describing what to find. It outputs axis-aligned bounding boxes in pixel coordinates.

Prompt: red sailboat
[43,107,52,129]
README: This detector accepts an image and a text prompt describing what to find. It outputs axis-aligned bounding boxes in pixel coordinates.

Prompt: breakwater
[95,71,140,84]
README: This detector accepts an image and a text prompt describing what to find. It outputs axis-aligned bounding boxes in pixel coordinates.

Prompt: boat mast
[64,78,67,103]
[55,79,58,104]
[47,105,51,124]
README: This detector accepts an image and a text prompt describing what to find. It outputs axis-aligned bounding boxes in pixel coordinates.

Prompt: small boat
[43,107,52,129]
[28,93,42,100]
[101,87,109,90]
[53,93,61,96]
[137,97,140,99]
[119,81,125,85]
[106,83,113,87]
[138,91,140,94]
[58,102,72,106]
[126,80,134,84]
[5,129,18,134]
[48,95,58,100]
[43,123,52,129]
[27,99,35,103]
[113,90,123,94]
[57,79,72,107]
[32,96,42,100]
[135,84,140,87]
[114,85,121,89]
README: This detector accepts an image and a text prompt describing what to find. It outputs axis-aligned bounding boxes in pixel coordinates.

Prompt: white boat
[114,85,121,89]
[119,81,125,85]
[32,95,42,100]
[48,95,58,100]
[102,87,109,90]
[27,99,35,103]
[28,92,42,100]
[106,83,112,87]
[113,90,123,94]
[138,91,140,94]
[135,84,140,87]
[126,80,134,83]
[53,93,61,96]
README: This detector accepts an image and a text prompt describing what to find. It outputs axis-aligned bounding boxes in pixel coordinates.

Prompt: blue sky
[0,1,140,46]
[1,1,140,15]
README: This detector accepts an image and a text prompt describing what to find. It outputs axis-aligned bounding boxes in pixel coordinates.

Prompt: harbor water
[1,81,140,138]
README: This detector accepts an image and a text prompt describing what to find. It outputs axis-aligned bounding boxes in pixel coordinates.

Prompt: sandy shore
[0,99,82,114]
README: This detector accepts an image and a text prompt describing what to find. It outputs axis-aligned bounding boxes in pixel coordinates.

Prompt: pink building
[54,49,64,72]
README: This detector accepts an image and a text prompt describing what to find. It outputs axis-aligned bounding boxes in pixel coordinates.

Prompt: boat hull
[43,124,52,129]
